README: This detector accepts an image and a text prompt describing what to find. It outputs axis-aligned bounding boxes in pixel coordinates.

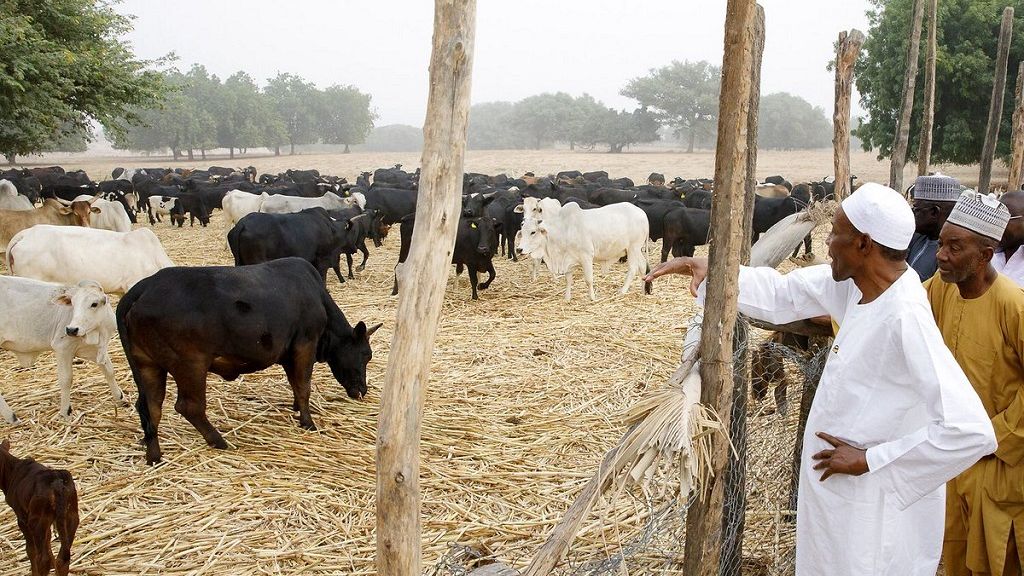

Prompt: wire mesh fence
[429,319,832,576]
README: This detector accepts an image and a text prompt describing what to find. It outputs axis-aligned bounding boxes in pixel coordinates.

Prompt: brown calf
[0,198,99,251]
[0,440,79,576]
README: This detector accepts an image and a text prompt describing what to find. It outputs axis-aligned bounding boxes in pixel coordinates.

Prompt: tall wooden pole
[979,7,1015,195]
[889,0,926,195]
[834,30,865,200]
[682,0,756,574]
[917,0,939,176]
[1009,61,1024,191]
[376,2,476,574]
[720,6,763,574]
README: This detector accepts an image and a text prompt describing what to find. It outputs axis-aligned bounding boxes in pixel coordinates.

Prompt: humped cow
[259,191,364,215]
[0,198,99,252]
[516,202,651,301]
[0,277,125,423]
[0,180,32,211]
[7,225,174,294]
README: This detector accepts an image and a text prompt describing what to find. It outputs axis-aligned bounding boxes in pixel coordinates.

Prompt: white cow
[0,276,125,423]
[223,190,269,228]
[72,194,131,232]
[259,191,365,215]
[7,225,175,294]
[0,180,32,211]
[516,202,649,301]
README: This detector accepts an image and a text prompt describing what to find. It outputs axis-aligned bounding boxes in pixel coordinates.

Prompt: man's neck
[956,265,998,299]
[1004,242,1021,261]
[854,261,908,304]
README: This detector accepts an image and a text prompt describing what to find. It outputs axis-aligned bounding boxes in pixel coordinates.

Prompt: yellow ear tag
[471,222,477,228]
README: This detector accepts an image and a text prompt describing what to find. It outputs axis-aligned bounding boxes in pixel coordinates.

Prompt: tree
[357,124,423,152]
[264,73,318,155]
[621,60,721,152]
[468,101,526,149]
[758,92,833,150]
[316,85,377,153]
[217,72,266,159]
[855,0,1024,164]
[574,105,660,153]
[0,0,165,163]
[510,92,578,149]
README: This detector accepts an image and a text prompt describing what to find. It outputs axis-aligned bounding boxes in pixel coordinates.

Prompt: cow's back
[0,276,72,352]
[557,203,648,261]
[118,259,329,367]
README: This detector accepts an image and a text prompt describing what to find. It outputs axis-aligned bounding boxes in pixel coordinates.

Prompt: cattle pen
[0,177,832,576]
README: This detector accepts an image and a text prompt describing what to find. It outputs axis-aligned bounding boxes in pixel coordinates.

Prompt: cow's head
[56,196,101,226]
[516,218,547,258]
[366,209,387,247]
[461,192,496,217]
[320,321,382,400]
[55,280,113,344]
[466,216,498,257]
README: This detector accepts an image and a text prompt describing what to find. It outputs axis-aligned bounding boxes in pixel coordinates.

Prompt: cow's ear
[513,205,524,213]
[58,207,73,215]
[52,289,72,306]
[91,206,102,213]
[353,321,367,339]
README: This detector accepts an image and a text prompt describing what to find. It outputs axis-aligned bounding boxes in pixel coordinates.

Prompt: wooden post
[375,2,476,575]
[720,5,763,574]
[889,0,926,195]
[682,0,756,574]
[979,7,1014,195]
[834,30,865,200]
[1009,61,1024,191]
[916,0,938,176]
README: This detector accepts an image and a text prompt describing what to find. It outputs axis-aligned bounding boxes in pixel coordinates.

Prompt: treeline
[111,66,377,160]
[356,86,833,154]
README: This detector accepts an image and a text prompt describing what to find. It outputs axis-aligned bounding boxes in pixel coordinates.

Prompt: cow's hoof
[62,405,73,419]
[300,421,318,431]
[210,438,229,450]
[5,414,20,425]
[356,265,366,272]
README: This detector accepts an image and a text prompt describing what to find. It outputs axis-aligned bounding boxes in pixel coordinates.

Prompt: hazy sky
[117,1,874,127]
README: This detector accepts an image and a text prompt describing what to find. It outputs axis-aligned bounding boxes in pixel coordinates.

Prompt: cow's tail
[5,234,20,273]
[642,238,653,295]
[115,287,155,443]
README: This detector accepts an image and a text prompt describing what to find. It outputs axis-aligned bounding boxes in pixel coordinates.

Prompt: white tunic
[700,265,996,576]
[992,249,1024,287]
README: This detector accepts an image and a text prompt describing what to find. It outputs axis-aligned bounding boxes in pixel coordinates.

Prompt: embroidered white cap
[841,182,915,250]
[946,190,1011,241]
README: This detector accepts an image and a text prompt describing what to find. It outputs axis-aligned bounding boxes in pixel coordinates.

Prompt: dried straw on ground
[0,205,827,575]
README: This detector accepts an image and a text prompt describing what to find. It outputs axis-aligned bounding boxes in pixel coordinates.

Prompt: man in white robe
[994,190,1024,286]
[645,183,996,576]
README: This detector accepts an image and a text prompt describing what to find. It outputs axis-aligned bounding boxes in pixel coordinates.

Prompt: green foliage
[510,92,579,149]
[316,85,377,151]
[0,0,165,160]
[758,92,833,150]
[468,101,524,149]
[621,60,721,152]
[264,73,318,155]
[855,0,1024,164]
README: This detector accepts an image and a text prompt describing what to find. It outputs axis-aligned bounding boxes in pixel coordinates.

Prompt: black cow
[590,188,637,206]
[169,193,211,227]
[229,208,347,284]
[393,214,498,300]
[631,198,687,246]
[662,207,712,261]
[682,189,713,209]
[363,187,418,225]
[462,191,496,217]
[185,180,254,210]
[752,183,811,244]
[327,207,387,279]
[117,258,381,464]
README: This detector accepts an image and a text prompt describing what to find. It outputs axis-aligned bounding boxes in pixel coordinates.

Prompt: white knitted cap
[840,182,915,250]
[946,190,1011,241]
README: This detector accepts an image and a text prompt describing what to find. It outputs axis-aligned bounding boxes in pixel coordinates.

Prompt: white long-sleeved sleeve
[864,311,997,510]
[697,264,845,324]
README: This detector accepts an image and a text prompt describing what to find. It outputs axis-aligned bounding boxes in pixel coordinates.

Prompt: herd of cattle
[0,162,837,574]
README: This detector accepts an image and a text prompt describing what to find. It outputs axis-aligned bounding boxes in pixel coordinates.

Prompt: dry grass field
[0,148,914,574]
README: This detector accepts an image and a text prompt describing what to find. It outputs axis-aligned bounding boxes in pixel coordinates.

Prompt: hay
[0,203,831,575]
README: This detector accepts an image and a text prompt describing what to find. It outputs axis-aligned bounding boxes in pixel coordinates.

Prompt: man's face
[936,223,991,284]
[827,207,861,282]
[911,199,952,236]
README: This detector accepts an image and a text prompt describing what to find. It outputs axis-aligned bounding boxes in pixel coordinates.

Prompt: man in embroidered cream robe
[927,191,1024,576]
[645,183,996,576]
